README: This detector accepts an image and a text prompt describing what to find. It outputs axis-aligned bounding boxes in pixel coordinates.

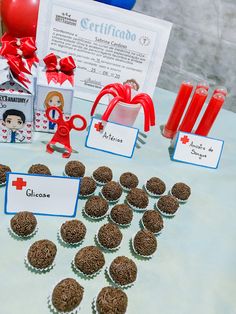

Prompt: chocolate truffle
[171,182,191,201]
[110,204,133,226]
[60,220,86,244]
[65,160,85,178]
[157,195,179,215]
[145,177,166,196]
[109,256,137,286]
[119,172,139,190]
[27,239,57,269]
[28,164,51,175]
[142,210,163,234]
[0,164,11,184]
[84,196,109,218]
[74,246,105,275]
[79,176,96,196]
[93,166,113,184]
[52,278,84,312]
[101,181,122,202]
[126,188,149,210]
[133,230,157,256]
[10,211,37,237]
[98,223,122,249]
[96,287,128,314]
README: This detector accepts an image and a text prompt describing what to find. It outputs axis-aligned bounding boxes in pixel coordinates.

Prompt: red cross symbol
[12,178,27,190]
[94,122,104,132]
[180,135,190,144]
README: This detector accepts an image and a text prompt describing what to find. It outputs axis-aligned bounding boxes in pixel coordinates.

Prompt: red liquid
[163,81,194,138]
[197,81,209,91]
[213,87,228,97]
[179,88,208,133]
[195,93,225,136]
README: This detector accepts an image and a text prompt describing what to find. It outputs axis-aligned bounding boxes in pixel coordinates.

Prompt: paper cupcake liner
[82,207,107,221]
[108,214,131,228]
[71,260,102,279]
[169,190,188,204]
[140,218,162,236]
[105,267,134,289]
[155,202,176,218]
[48,294,80,314]
[63,171,81,179]
[79,191,95,199]
[95,234,121,252]
[131,237,153,259]
[100,191,120,204]
[8,226,38,240]
[92,297,98,314]
[24,255,55,273]
[57,230,84,248]
[126,200,147,213]
[143,184,164,198]
[118,179,132,192]
[91,175,107,186]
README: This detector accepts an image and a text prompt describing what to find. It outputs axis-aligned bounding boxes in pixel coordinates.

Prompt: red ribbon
[0,33,39,70]
[43,53,76,86]
[7,56,31,88]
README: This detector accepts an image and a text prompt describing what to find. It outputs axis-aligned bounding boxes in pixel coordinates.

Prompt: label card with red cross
[172,132,224,169]
[4,173,81,217]
[85,118,139,158]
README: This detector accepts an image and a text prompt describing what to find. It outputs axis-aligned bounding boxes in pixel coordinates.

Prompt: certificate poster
[36,0,172,101]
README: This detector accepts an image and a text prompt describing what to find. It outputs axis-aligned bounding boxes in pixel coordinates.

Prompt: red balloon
[1,0,40,38]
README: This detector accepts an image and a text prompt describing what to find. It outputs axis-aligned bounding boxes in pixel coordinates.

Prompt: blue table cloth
[0,88,235,314]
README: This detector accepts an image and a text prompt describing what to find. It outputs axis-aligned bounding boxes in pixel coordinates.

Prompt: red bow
[7,56,31,88]
[0,33,39,71]
[43,53,76,86]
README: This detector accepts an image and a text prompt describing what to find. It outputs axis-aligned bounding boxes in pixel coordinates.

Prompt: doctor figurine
[44,91,65,131]
[2,109,26,143]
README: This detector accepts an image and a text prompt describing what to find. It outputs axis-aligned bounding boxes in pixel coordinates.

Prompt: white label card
[86,118,138,158]
[36,0,172,101]
[5,173,80,217]
[172,132,224,169]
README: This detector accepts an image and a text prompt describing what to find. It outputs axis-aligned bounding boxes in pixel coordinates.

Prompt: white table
[0,88,235,314]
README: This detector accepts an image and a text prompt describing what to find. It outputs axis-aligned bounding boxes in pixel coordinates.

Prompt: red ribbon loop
[7,56,31,88]
[0,33,39,70]
[43,53,76,86]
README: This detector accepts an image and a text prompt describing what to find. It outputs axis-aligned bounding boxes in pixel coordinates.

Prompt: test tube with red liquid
[163,81,194,138]
[178,87,208,133]
[195,93,225,136]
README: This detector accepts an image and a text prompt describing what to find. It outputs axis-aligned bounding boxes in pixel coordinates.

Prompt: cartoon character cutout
[2,109,26,143]
[44,91,64,130]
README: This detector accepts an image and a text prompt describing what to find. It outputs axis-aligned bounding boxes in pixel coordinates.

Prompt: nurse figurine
[44,91,64,130]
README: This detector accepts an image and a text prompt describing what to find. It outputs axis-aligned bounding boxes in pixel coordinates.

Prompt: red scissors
[46,106,87,158]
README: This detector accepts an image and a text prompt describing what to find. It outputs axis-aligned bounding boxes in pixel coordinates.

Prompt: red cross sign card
[4,173,81,217]
[86,118,139,158]
[172,132,224,169]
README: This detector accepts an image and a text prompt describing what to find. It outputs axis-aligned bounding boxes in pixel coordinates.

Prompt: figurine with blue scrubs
[44,91,65,131]
[2,109,26,143]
